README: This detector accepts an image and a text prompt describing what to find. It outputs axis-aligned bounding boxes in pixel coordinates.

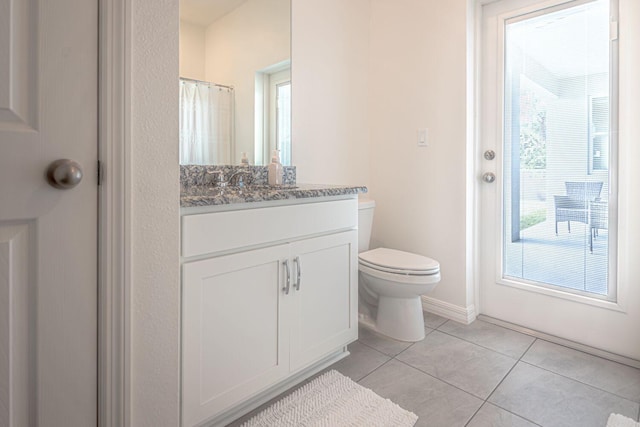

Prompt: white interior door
[479,0,640,360]
[0,0,98,425]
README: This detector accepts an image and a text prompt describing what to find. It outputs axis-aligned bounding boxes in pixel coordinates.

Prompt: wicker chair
[589,201,608,253]
[554,181,603,235]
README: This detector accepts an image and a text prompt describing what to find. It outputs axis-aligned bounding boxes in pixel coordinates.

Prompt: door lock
[482,172,496,183]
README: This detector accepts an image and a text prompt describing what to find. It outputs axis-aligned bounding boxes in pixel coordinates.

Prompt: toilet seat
[359,263,441,286]
[359,248,440,276]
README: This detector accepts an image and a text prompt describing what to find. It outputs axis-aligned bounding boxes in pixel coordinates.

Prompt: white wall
[368,0,470,309]
[131,0,180,425]
[545,99,588,207]
[291,0,371,186]
[180,20,206,80]
[205,0,290,164]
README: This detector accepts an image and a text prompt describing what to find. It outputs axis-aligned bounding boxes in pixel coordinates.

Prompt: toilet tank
[358,199,376,253]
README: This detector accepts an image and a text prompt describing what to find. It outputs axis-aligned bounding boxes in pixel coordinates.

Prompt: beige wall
[291,0,371,186]
[292,0,471,312]
[131,0,180,425]
[368,0,469,308]
[205,0,290,165]
[292,0,469,310]
[179,20,206,80]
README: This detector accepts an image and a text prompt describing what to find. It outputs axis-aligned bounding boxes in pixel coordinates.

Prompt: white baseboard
[421,296,476,325]
[478,315,640,370]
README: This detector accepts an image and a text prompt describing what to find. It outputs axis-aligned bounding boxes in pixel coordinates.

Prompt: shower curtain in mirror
[179,79,235,165]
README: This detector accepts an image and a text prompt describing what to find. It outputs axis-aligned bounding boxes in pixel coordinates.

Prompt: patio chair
[589,201,608,253]
[554,181,603,235]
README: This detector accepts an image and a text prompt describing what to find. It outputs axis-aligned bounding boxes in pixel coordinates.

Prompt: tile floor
[331,314,640,427]
[229,314,640,427]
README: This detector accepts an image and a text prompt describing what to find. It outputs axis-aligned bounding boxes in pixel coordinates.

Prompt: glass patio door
[478,0,639,359]
[501,0,616,300]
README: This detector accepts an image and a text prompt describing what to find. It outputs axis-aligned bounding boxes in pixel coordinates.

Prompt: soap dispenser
[240,152,249,167]
[268,149,283,186]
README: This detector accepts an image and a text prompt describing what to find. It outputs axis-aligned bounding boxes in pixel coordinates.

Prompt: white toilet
[358,199,441,342]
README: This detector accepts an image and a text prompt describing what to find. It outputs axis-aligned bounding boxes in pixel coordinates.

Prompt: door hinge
[610,21,619,41]
[97,160,104,186]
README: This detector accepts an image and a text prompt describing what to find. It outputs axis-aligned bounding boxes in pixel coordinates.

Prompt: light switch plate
[417,128,428,147]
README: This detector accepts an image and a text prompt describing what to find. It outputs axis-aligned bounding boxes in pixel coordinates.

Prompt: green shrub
[521,209,546,230]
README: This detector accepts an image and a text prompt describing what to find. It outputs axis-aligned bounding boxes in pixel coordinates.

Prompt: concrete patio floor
[504,218,608,295]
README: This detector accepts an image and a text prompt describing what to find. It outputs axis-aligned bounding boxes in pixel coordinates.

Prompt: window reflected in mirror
[179,0,291,166]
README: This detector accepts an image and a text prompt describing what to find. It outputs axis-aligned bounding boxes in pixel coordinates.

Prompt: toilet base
[359,296,425,342]
[377,296,425,341]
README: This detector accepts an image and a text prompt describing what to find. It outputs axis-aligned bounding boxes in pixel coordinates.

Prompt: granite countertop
[181,183,368,208]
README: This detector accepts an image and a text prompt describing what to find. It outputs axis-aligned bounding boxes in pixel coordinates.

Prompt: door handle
[482,172,496,183]
[46,159,83,189]
[283,259,291,295]
[293,256,301,291]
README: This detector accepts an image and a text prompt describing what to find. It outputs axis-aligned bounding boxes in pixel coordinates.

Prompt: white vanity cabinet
[181,198,358,427]
[288,232,357,372]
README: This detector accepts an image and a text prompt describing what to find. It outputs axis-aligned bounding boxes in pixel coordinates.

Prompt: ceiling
[180,0,608,79]
[509,1,610,79]
[180,0,249,27]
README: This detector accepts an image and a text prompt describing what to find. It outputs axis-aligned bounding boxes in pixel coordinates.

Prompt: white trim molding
[479,315,640,369]
[469,0,503,323]
[421,296,477,325]
[98,0,131,426]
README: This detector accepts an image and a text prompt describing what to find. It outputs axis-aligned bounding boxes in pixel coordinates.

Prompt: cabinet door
[289,230,358,372]
[182,244,290,427]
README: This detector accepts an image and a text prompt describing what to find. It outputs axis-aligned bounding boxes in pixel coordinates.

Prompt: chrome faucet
[228,170,254,187]
[203,170,227,187]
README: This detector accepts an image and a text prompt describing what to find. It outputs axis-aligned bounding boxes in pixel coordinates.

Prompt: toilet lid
[359,248,440,275]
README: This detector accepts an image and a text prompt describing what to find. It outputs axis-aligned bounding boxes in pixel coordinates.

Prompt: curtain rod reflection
[180,77,234,90]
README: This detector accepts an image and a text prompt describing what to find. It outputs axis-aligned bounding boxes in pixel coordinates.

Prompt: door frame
[486,0,620,308]
[98,0,131,425]
[470,0,497,320]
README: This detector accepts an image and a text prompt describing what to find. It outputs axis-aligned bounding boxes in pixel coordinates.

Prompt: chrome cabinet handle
[283,260,291,295]
[294,256,301,291]
[46,159,83,189]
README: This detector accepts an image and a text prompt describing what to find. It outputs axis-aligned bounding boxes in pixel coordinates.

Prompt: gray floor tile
[438,319,535,359]
[359,359,483,427]
[424,311,448,329]
[331,341,390,382]
[357,325,417,357]
[396,330,517,399]
[522,339,640,403]
[489,362,639,427]
[466,403,539,427]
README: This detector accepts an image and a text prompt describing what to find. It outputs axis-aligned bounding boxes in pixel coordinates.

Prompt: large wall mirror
[179,0,291,166]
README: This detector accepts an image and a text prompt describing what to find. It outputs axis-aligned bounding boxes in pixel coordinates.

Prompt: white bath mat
[607,414,640,427]
[240,370,418,427]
